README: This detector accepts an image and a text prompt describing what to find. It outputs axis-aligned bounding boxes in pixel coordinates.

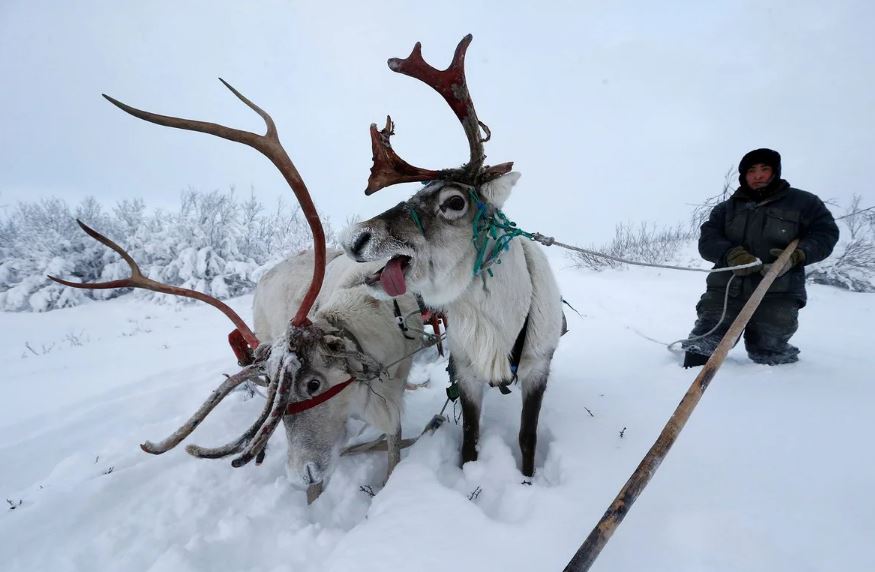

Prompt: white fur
[345,172,563,386]
[343,171,564,475]
[446,239,561,386]
[480,171,520,209]
[252,249,421,487]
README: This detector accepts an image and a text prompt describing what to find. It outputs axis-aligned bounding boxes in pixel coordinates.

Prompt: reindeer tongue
[380,257,407,297]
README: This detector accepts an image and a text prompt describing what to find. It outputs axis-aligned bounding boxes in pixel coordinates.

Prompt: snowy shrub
[571,173,874,293]
[687,167,734,236]
[570,169,733,271]
[0,198,116,311]
[806,195,875,292]
[0,188,338,312]
[570,221,695,271]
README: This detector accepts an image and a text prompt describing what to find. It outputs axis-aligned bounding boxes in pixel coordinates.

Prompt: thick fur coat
[343,172,563,476]
[253,249,420,487]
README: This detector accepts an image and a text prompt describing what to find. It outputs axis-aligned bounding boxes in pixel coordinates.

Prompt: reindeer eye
[325,338,345,353]
[441,195,466,212]
[306,379,321,395]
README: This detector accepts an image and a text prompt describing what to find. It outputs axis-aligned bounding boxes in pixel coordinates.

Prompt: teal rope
[469,190,534,276]
[406,204,426,235]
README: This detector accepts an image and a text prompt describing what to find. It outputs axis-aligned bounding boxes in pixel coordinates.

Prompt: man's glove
[761,248,806,277]
[726,246,762,276]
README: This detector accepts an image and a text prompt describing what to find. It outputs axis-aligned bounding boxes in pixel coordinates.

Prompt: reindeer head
[270,324,382,487]
[343,35,519,305]
[345,172,522,305]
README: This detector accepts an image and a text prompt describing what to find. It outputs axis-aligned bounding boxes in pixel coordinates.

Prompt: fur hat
[738,148,781,187]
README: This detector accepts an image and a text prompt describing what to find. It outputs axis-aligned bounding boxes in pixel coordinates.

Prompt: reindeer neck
[438,240,533,381]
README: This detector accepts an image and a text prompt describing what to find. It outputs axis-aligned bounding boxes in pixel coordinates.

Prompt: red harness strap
[285,377,356,415]
[228,329,256,366]
[421,309,447,357]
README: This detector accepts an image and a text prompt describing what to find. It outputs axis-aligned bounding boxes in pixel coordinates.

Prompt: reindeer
[49,80,424,497]
[343,35,565,479]
[252,248,422,489]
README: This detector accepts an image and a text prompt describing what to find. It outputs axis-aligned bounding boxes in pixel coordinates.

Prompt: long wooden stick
[564,239,799,572]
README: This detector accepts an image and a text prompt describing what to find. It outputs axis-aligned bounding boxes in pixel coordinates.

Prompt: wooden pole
[564,240,800,572]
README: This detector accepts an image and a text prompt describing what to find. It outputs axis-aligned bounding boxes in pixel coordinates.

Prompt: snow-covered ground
[1,252,873,572]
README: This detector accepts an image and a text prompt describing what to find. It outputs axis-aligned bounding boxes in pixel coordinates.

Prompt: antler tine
[217,78,278,140]
[76,218,145,279]
[104,79,325,328]
[140,366,261,454]
[388,34,487,178]
[231,364,296,467]
[185,373,279,459]
[48,220,260,349]
[364,34,502,194]
[364,116,442,195]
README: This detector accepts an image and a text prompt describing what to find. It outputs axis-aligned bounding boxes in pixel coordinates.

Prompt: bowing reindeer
[51,80,423,496]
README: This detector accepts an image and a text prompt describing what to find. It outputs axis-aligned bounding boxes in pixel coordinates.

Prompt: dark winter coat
[699,180,839,307]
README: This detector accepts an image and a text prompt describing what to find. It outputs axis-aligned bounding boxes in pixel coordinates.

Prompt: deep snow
[1,251,873,572]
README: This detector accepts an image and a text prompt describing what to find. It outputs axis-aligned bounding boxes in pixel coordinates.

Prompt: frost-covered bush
[0,197,117,311]
[807,195,875,292]
[571,175,874,293]
[570,221,695,270]
[570,169,732,271]
[0,188,337,312]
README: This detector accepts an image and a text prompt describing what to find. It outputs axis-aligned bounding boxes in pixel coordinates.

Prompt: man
[682,148,839,367]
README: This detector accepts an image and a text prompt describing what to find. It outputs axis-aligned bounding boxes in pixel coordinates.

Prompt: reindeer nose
[303,462,323,485]
[348,230,372,261]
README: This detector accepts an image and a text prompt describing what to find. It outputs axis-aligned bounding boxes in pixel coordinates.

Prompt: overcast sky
[1,0,872,243]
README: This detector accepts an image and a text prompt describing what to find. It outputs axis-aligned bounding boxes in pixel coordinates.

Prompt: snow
[1,252,873,572]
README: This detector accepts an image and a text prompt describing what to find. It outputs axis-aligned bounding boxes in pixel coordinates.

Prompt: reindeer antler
[365,116,442,194]
[102,79,325,327]
[48,219,283,465]
[47,81,338,469]
[364,34,513,195]
[48,219,260,349]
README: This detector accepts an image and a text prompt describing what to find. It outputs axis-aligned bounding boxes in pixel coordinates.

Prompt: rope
[533,233,756,353]
[406,203,426,235]
[467,194,761,275]
[470,190,536,276]
[538,236,757,353]
[467,212,763,353]
[665,273,737,353]
[382,332,447,371]
[528,233,761,273]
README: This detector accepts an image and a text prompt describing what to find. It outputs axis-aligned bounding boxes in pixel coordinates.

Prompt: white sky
[1,0,872,243]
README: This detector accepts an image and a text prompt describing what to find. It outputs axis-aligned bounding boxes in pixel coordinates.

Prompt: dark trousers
[683,291,801,364]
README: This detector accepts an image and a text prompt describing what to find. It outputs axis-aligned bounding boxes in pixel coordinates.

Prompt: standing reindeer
[343,35,564,479]
[50,80,423,496]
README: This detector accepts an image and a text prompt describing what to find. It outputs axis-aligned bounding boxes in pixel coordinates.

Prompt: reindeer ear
[323,334,351,354]
[479,171,521,209]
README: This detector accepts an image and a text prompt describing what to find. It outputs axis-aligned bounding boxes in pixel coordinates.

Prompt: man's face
[745,163,774,190]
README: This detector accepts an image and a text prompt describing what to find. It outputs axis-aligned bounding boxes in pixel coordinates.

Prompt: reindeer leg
[385,424,402,481]
[519,377,546,479]
[453,357,484,466]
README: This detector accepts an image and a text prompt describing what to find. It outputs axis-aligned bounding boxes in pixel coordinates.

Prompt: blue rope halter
[469,189,533,277]
[404,182,533,277]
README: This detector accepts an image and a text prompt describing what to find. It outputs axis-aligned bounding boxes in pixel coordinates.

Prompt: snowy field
[1,251,873,572]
